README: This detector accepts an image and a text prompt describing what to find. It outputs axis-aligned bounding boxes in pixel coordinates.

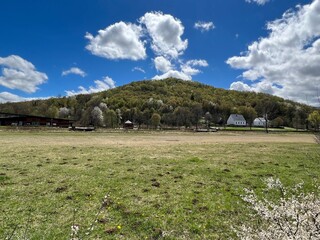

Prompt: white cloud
[181,59,209,76]
[194,21,215,32]
[140,11,188,58]
[230,81,253,92]
[230,81,276,95]
[181,65,201,76]
[62,67,86,77]
[65,76,116,96]
[0,92,25,103]
[186,59,209,67]
[132,67,145,73]
[85,22,146,61]
[153,70,191,81]
[154,56,172,73]
[245,0,271,5]
[0,55,48,93]
[85,12,209,83]
[0,91,50,103]
[153,59,208,81]
[227,0,320,106]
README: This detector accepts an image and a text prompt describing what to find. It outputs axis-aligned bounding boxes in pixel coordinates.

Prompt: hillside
[0,78,315,128]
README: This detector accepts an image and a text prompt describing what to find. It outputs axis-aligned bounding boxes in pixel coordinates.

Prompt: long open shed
[0,112,74,127]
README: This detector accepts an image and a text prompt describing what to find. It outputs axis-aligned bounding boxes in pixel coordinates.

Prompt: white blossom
[91,106,104,126]
[58,107,70,119]
[234,178,320,240]
[98,102,108,111]
[70,224,79,240]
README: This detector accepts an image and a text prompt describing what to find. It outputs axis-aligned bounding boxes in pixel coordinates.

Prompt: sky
[0,0,319,106]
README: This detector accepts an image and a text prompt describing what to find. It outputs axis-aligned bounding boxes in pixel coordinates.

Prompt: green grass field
[0,130,319,239]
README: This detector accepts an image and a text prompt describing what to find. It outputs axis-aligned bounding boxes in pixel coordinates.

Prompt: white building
[227,114,246,126]
[253,117,267,127]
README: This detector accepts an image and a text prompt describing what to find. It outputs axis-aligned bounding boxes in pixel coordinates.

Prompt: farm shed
[123,120,134,129]
[227,114,247,126]
[0,112,73,127]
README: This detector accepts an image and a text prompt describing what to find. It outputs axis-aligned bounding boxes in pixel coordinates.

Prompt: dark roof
[0,112,74,121]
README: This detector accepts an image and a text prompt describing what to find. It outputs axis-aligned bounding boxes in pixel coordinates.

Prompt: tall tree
[91,106,104,127]
[239,106,257,130]
[256,98,275,133]
[191,103,203,130]
[204,112,212,131]
[104,109,117,128]
[272,117,284,128]
[151,113,161,129]
[174,107,192,128]
[133,109,144,129]
[308,110,320,131]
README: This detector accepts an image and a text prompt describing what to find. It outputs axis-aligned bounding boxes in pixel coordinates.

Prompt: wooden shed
[123,120,134,129]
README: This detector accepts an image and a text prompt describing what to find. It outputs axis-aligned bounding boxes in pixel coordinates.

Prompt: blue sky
[0,0,319,106]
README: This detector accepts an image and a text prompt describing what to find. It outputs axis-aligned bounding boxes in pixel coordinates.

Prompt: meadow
[0,129,319,239]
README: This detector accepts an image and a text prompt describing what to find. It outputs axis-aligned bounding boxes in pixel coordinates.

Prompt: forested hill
[0,78,315,128]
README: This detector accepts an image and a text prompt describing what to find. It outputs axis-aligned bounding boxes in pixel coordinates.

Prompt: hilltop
[0,78,314,128]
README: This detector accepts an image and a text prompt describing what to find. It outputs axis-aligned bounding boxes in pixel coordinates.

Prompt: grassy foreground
[0,130,319,239]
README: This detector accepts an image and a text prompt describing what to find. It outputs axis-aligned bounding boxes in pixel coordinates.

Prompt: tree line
[0,78,319,130]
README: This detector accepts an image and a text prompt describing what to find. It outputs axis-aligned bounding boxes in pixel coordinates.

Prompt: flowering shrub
[59,107,70,118]
[235,178,320,240]
[91,106,104,126]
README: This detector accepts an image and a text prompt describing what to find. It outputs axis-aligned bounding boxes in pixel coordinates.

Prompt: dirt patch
[0,132,316,148]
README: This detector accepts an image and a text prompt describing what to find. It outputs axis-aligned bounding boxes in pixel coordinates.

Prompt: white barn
[227,114,246,126]
[253,117,267,127]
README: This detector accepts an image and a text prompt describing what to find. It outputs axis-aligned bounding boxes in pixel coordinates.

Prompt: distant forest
[0,78,317,129]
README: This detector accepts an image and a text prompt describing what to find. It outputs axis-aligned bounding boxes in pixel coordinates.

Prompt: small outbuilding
[123,120,134,129]
[253,117,267,127]
[227,114,246,126]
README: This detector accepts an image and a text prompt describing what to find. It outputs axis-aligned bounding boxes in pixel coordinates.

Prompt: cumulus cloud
[153,70,191,81]
[227,0,320,106]
[85,12,209,82]
[230,81,252,92]
[245,0,271,5]
[140,12,188,58]
[140,13,208,80]
[230,81,276,95]
[153,59,208,80]
[154,56,172,73]
[86,12,188,60]
[194,21,215,32]
[85,22,146,61]
[65,76,116,96]
[0,55,48,93]
[180,59,208,76]
[62,67,86,77]
[0,91,50,103]
[0,92,26,103]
